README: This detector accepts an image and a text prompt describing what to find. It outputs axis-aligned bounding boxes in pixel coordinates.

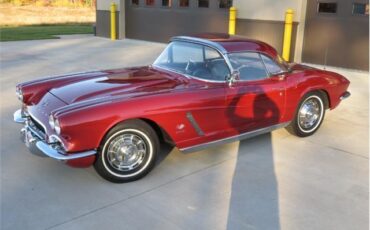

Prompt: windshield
[154,41,230,81]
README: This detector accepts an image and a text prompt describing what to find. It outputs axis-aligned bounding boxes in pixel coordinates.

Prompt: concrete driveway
[1,35,368,230]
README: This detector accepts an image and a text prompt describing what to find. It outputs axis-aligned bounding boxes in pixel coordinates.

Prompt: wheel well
[303,89,330,109]
[317,90,331,109]
[99,118,175,151]
[138,118,174,145]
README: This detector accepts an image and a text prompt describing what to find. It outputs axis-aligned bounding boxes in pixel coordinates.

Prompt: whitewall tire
[287,91,326,137]
[94,120,159,183]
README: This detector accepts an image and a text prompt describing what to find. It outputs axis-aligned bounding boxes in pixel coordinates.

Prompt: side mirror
[271,73,286,81]
[226,71,240,87]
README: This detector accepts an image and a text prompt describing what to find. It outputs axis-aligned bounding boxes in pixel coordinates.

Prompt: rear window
[228,52,268,81]
[261,55,284,75]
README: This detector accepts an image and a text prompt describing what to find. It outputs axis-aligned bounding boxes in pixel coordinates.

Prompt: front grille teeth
[28,116,46,140]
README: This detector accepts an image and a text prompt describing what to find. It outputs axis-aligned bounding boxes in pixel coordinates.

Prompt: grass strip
[0,24,93,41]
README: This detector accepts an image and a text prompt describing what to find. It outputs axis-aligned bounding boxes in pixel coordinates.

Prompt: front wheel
[286,92,326,137]
[94,120,159,183]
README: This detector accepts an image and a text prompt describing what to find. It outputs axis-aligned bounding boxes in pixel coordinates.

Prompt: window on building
[219,0,232,8]
[353,3,369,15]
[198,0,209,8]
[146,0,155,6]
[132,0,139,6]
[179,0,189,7]
[228,52,268,81]
[318,2,337,13]
[162,0,172,7]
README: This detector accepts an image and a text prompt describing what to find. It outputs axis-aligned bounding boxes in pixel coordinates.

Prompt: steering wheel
[185,59,196,74]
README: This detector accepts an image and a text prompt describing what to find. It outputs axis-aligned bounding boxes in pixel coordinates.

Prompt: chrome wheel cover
[106,133,147,172]
[298,97,322,131]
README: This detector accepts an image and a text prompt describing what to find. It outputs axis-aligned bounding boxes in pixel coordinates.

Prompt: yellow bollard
[282,9,294,61]
[110,2,116,40]
[229,7,237,35]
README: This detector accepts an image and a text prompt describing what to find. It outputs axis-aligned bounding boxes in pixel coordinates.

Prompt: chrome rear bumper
[340,91,351,100]
[14,109,96,161]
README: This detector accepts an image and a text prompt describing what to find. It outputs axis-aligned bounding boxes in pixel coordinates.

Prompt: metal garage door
[302,0,369,70]
[125,0,231,43]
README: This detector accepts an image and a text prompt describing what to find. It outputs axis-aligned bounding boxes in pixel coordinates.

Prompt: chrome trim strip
[26,122,44,140]
[258,53,272,77]
[340,91,351,100]
[180,122,290,153]
[186,112,205,136]
[35,141,96,161]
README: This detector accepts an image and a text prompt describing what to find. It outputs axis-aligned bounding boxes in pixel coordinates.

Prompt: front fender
[298,71,349,110]
[55,93,191,152]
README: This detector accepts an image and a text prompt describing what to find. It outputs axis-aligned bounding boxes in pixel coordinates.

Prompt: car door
[184,46,232,139]
[155,41,233,145]
[225,52,287,134]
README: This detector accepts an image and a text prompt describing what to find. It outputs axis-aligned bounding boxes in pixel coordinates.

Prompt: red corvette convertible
[14,34,350,182]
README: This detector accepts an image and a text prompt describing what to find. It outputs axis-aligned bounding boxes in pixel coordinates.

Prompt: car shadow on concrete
[156,141,174,165]
[226,134,280,229]
[226,84,281,229]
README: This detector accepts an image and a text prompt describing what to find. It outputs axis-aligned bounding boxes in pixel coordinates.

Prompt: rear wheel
[94,120,159,183]
[286,92,326,137]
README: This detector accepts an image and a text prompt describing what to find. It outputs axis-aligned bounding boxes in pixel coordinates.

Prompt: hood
[49,66,187,105]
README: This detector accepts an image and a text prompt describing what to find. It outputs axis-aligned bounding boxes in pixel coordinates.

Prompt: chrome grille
[28,116,46,140]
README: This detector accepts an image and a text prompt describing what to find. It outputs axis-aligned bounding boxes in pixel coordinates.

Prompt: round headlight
[16,88,23,101]
[49,115,55,129]
[49,115,61,135]
[54,119,61,135]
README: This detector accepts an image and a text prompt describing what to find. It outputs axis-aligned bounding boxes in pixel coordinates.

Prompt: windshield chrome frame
[153,38,234,83]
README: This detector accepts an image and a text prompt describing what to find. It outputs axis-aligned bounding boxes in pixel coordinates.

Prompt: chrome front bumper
[14,109,96,161]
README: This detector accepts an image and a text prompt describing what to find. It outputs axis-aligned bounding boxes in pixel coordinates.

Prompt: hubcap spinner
[107,133,147,172]
[298,98,321,130]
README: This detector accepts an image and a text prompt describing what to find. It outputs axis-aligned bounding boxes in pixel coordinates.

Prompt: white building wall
[233,0,303,22]
[97,0,120,11]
